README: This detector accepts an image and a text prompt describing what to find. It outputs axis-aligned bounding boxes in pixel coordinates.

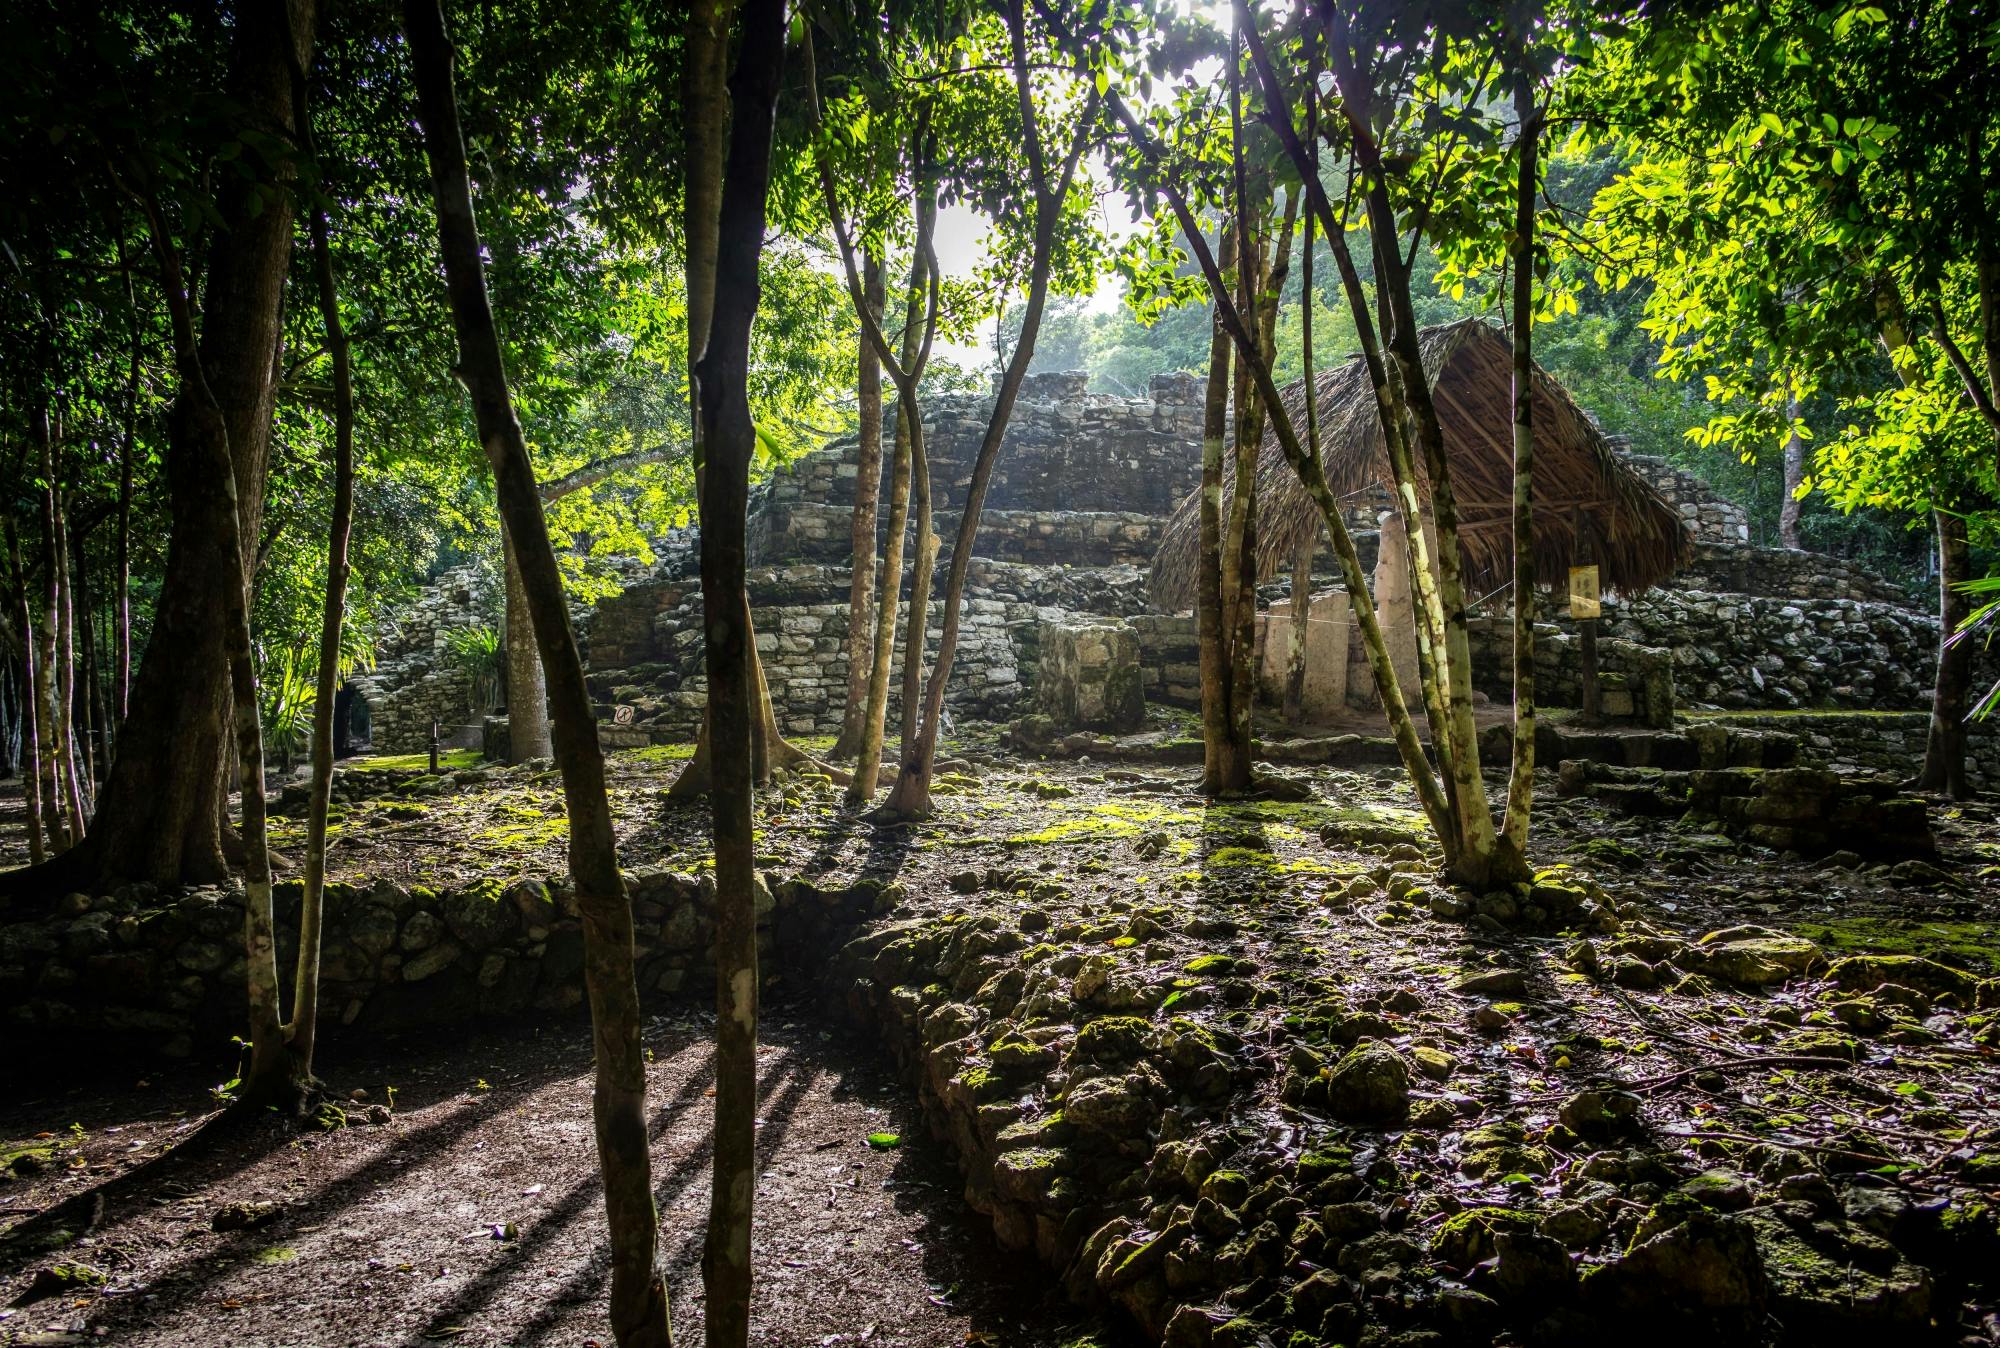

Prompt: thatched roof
[1149,318,1692,611]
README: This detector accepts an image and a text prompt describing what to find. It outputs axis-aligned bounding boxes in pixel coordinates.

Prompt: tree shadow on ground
[20,1026,612,1332]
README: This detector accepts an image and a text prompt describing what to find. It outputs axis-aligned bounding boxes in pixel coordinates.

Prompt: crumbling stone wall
[347,563,500,753]
[0,869,891,1060]
[1673,541,1914,607]
[1615,447,1751,545]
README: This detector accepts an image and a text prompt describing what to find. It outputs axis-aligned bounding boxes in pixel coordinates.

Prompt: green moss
[347,748,481,773]
[1791,917,2000,972]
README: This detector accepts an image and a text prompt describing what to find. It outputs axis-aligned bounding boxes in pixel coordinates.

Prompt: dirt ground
[6,728,2000,1345]
[0,1009,1100,1348]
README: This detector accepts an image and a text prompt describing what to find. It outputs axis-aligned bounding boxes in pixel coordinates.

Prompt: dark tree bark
[33,407,71,853]
[1500,56,1542,860]
[116,250,138,730]
[1196,228,1236,792]
[4,524,46,866]
[0,0,318,899]
[286,56,357,1078]
[1919,509,1972,797]
[689,3,788,1342]
[830,252,885,761]
[403,4,670,1344]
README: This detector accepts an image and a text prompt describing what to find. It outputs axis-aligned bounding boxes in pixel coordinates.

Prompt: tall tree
[403,2,670,1343]
[0,0,320,898]
[688,0,790,1340]
[875,0,1096,818]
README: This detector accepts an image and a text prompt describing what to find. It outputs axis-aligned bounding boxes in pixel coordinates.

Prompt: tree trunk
[834,174,934,808]
[878,11,1090,817]
[503,533,552,762]
[116,252,138,731]
[1,0,318,898]
[1500,65,1540,861]
[33,409,71,853]
[1778,381,1806,550]
[684,2,787,1341]
[405,5,671,1343]
[666,0,810,803]
[1918,509,1971,797]
[74,521,106,785]
[1874,279,1970,797]
[830,251,885,761]
[286,64,357,1078]
[896,432,935,761]
[1197,228,1237,793]
[55,498,89,827]
[1082,47,1455,844]
[5,525,46,866]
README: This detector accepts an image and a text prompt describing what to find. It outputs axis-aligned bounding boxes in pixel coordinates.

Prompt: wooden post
[429,718,440,774]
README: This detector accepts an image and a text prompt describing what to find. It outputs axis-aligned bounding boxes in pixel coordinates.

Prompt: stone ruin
[355,367,1993,789]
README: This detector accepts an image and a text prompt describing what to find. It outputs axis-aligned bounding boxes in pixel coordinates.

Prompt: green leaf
[865,1131,901,1150]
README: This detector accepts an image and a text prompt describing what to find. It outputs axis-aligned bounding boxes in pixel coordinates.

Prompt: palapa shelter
[1148,318,1692,612]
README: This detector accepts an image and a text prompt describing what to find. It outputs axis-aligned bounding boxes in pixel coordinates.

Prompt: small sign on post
[1567,565,1602,620]
[429,718,441,774]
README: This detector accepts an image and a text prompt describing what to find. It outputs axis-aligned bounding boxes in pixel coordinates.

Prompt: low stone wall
[1687,711,2000,794]
[1466,619,1675,728]
[1600,588,1939,710]
[1673,542,1915,608]
[1556,760,1935,859]
[0,870,895,1060]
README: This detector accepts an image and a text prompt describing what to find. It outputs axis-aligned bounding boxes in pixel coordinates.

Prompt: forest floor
[5,727,2000,1344]
[0,1010,1094,1347]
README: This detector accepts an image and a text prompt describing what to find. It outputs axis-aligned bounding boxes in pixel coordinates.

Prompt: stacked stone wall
[1671,541,1914,608]
[1616,449,1751,545]
[1686,711,2000,793]
[347,563,501,753]
[0,870,890,1061]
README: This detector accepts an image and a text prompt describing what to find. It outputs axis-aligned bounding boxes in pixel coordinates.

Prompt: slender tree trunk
[33,409,70,853]
[830,252,885,761]
[1875,280,1971,797]
[667,0,807,801]
[681,2,787,1341]
[286,64,357,1076]
[847,270,925,806]
[1219,225,1259,795]
[878,7,1091,817]
[502,534,552,761]
[896,432,935,761]
[55,499,88,827]
[1500,67,1541,860]
[117,255,138,730]
[1778,381,1806,550]
[1919,510,1972,797]
[5,526,46,866]
[1197,229,1236,793]
[74,523,106,785]
[405,5,671,1343]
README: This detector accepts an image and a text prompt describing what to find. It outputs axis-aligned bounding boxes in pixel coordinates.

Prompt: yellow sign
[1569,565,1601,620]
